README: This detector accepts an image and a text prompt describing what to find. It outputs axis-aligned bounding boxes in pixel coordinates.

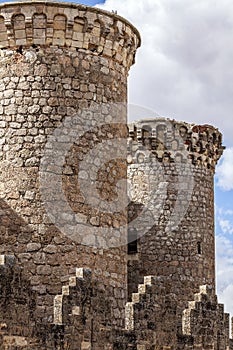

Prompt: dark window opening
[197,242,202,254]
[128,232,138,254]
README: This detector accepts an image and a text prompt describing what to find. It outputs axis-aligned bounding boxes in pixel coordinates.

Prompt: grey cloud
[97,0,233,145]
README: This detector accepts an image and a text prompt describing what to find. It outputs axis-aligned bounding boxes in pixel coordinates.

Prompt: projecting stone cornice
[128,118,225,170]
[0,1,141,69]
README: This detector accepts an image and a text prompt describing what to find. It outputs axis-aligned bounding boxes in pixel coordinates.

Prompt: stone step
[54,268,92,325]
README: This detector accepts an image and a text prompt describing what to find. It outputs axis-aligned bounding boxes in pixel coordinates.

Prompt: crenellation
[0,1,140,69]
[128,119,225,171]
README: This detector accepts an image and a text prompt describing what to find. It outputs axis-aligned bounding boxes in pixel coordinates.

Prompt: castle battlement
[0,1,140,68]
[128,119,225,170]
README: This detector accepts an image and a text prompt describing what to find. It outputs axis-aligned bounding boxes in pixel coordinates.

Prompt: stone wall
[125,275,177,349]
[0,0,140,332]
[127,119,224,324]
[0,255,38,349]
[180,285,232,349]
[1,255,232,349]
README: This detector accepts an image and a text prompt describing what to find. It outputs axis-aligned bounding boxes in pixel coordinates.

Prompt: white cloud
[97,0,233,145]
[216,148,233,191]
[217,208,233,216]
[216,235,233,316]
[219,219,233,234]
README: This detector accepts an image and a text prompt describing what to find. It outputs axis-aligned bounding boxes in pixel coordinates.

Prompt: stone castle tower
[0,1,231,349]
[127,119,225,332]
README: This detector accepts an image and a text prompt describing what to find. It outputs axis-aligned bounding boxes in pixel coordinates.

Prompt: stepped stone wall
[181,285,231,349]
[1,255,231,349]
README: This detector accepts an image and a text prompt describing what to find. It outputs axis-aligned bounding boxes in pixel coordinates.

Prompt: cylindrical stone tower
[127,118,224,317]
[0,0,140,331]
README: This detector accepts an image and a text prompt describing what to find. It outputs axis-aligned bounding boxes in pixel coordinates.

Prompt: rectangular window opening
[128,232,138,254]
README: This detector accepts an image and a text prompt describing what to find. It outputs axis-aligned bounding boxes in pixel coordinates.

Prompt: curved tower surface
[0,0,140,343]
[127,118,224,314]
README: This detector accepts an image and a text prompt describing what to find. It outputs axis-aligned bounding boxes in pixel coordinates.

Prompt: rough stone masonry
[0,1,231,349]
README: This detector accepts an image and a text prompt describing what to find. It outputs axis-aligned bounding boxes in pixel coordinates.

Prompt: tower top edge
[129,117,223,135]
[128,118,225,170]
[0,0,141,46]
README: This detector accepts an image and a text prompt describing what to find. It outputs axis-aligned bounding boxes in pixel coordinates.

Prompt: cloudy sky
[71,0,233,317]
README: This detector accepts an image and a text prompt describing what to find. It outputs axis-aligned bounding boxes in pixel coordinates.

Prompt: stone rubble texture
[0,1,231,349]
